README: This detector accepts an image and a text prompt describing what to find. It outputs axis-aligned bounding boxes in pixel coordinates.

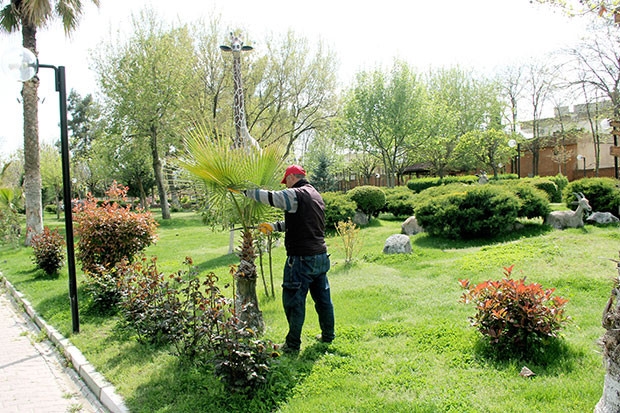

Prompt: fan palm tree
[181,123,284,334]
[0,0,100,244]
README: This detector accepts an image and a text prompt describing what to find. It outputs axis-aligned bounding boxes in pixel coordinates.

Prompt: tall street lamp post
[508,139,521,179]
[576,154,586,178]
[2,47,79,333]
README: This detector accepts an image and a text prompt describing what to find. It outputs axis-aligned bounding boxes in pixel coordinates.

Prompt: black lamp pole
[38,64,79,334]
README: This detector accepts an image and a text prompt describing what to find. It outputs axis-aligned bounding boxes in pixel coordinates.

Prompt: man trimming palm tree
[243,165,335,353]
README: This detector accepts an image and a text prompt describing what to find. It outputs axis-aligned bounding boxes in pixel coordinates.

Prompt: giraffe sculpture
[220,32,261,151]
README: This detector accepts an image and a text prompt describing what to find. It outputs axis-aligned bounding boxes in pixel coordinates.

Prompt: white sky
[0,0,592,158]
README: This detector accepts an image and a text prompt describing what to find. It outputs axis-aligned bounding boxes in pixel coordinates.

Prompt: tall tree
[456,129,513,178]
[342,60,426,187]
[0,0,100,244]
[250,30,340,159]
[523,59,559,176]
[420,66,503,177]
[92,8,196,219]
[497,64,527,134]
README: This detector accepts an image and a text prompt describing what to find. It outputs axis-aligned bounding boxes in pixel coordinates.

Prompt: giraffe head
[220,32,253,53]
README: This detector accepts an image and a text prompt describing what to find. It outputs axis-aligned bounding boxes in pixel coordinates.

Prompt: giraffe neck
[232,53,252,147]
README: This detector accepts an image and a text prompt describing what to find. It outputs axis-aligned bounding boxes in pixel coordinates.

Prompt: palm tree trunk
[596,255,620,413]
[235,229,264,334]
[22,22,43,245]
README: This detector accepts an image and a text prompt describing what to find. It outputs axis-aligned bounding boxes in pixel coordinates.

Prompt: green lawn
[1,210,618,412]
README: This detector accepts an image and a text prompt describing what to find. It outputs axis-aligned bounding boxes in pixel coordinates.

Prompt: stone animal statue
[586,211,620,225]
[545,192,592,230]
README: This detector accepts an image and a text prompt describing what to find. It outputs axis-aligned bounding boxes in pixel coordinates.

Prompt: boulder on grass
[383,234,411,254]
[353,211,369,226]
[401,216,423,235]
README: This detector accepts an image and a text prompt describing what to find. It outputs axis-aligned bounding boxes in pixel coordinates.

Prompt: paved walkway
[0,288,106,413]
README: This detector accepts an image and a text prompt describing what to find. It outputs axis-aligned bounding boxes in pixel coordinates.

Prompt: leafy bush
[30,227,65,275]
[529,178,560,203]
[0,187,22,247]
[348,185,386,217]
[117,256,181,344]
[322,191,357,230]
[549,174,569,200]
[460,265,569,358]
[407,175,478,193]
[44,204,58,214]
[502,180,551,218]
[407,177,442,193]
[414,185,519,239]
[565,177,620,214]
[117,256,278,394]
[74,182,158,309]
[382,186,416,217]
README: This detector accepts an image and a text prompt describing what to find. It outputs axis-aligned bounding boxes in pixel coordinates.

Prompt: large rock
[587,211,620,225]
[353,211,369,226]
[383,234,412,254]
[401,216,423,235]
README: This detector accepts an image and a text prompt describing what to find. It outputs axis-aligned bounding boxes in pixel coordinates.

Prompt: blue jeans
[282,253,335,349]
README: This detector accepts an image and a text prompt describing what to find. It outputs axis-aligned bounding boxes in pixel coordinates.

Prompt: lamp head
[1,47,38,82]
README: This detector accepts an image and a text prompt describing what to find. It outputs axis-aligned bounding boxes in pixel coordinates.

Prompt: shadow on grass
[413,222,554,250]
[193,254,240,274]
[124,341,332,413]
[472,336,582,376]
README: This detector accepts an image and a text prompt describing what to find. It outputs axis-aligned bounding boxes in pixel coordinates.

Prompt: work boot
[315,334,333,344]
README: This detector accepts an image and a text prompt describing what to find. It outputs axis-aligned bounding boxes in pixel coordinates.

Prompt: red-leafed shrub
[74,182,158,308]
[459,265,569,357]
[31,226,65,275]
[117,256,278,393]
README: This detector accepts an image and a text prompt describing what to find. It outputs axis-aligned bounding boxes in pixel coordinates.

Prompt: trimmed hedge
[565,177,620,214]
[322,191,357,230]
[414,185,520,239]
[382,186,416,218]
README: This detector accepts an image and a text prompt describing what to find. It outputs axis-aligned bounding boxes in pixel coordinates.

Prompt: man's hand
[258,222,274,235]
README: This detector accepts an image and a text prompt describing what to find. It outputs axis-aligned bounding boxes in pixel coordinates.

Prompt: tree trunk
[595,254,620,413]
[166,169,181,209]
[22,23,43,245]
[149,125,170,219]
[234,229,264,334]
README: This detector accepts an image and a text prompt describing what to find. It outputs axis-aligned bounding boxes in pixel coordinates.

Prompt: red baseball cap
[281,165,306,184]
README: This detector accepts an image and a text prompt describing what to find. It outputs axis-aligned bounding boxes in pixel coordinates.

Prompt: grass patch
[0,210,616,411]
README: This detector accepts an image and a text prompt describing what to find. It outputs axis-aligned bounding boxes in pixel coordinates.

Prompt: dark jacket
[284,179,327,256]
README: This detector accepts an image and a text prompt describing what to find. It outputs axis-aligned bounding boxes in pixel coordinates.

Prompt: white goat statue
[545,192,592,230]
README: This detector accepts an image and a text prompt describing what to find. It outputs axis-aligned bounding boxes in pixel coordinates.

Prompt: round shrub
[415,185,519,239]
[494,180,550,219]
[460,265,569,358]
[382,186,416,218]
[322,191,357,230]
[44,204,58,214]
[348,185,386,217]
[529,178,560,203]
[565,177,620,214]
[30,226,65,275]
[74,182,158,309]
[510,183,551,219]
[549,174,569,199]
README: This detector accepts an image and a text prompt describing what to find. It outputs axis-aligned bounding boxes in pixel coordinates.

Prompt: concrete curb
[1,275,129,413]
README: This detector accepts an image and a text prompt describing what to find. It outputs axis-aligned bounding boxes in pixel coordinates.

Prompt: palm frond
[179,122,285,229]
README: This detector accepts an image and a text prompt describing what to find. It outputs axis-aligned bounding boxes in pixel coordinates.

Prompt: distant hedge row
[322,175,620,239]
